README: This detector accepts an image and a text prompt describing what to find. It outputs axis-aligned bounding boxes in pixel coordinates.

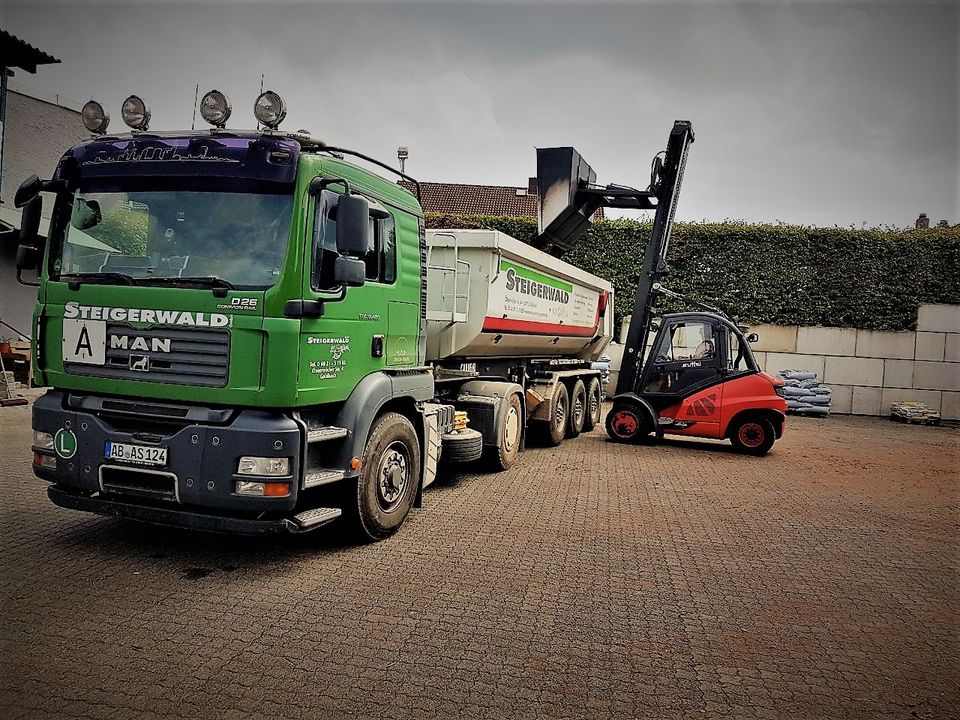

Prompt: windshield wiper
[61,272,136,289]
[135,275,236,296]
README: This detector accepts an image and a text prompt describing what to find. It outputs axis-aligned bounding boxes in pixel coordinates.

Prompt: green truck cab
[15,94,614,540]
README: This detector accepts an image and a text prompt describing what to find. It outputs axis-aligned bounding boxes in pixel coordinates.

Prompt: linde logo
[504,267,570,304]
[64,302,229,327]
[110,334,171,353]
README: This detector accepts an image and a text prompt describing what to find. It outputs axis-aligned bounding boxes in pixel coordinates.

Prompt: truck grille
[100,465,178,501]
[67,325,230,387]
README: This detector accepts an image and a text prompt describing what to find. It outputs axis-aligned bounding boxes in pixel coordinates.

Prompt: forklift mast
[532,121,695,396]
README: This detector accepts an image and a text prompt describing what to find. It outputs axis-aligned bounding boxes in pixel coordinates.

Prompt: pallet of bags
[889,401,941,426]
[778,369,832,416]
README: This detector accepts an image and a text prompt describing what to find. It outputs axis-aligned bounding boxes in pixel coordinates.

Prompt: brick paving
[1,401,958,719]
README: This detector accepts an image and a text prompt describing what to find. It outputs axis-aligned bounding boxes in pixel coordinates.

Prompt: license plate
[104,441,168,466]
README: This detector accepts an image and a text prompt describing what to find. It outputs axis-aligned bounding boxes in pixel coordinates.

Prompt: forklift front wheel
[605,401,652,444]
[729,416,776,456]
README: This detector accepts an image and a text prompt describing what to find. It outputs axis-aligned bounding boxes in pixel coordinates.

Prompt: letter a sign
[62,319,106,365]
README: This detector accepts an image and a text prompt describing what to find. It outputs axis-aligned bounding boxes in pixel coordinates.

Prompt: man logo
[129,354,150,372]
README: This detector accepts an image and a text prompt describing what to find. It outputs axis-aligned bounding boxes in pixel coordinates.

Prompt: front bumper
[48,485,301,534]
[33,390,305,518]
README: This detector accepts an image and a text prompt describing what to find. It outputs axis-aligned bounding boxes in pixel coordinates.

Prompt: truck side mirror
[334,256,366,288]
[14,174,43,209]
[19,195,42,248]
[336,193,369,256]
[15,244,41,287]
[746,332,759,343]
[16,244,40,271]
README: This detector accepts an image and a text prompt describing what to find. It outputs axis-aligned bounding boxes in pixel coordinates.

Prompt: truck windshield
[53,188,293,289]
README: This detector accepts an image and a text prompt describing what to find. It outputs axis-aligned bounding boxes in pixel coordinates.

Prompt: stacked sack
[778,369,831,416]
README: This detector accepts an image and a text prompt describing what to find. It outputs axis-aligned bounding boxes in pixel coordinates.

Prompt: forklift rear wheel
[605,401,651,444]
[566,379,587,438]
[583,377,603,432]
[729,416,776,456]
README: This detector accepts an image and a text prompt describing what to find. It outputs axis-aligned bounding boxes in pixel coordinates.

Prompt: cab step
[307,426,348,443]
[303,469,346,489]
[287,507,342,533]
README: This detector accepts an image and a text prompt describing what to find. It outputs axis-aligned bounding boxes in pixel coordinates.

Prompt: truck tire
[442,428,484,463]
[583,377,603,432]
[534,382,569,447]
[729,415,776,456]
[567,379,587,438]
[605,399,652,444]
[486,393,523,471]
[345,412,420,542]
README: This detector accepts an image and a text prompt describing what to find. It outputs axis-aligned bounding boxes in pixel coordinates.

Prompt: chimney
[916,213,930,229]
[527,177,538,195]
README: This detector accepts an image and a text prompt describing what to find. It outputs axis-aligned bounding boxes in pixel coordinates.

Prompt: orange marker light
[263,482,290,497]
[350,457,362,470]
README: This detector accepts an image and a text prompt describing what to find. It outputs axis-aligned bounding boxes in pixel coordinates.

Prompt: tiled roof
[399,180,604,220]
[400,181,539,217]
[0,30,60,73]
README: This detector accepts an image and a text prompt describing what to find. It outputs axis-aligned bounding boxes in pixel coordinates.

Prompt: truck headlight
[237,456,290,476]
[121,95,151,131]
[235,480,291,497]
[33,431,54,450]
[254,90,286,129]
[81,100,110,134]
[199,89,232,128]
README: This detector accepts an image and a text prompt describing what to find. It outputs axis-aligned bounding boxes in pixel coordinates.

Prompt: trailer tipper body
[16,94,622,540]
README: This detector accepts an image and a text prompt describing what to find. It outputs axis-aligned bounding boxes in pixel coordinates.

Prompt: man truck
[13,90,784,541]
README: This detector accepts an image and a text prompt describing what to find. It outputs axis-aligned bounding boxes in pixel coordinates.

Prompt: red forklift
[534,122,787,455]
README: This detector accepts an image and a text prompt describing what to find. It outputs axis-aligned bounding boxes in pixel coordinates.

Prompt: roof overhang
[0,30,60,73]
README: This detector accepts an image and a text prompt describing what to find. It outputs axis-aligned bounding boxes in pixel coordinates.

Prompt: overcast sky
[3,1,957,227]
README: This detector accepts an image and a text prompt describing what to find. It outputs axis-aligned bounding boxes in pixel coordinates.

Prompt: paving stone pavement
[1,401,958,720]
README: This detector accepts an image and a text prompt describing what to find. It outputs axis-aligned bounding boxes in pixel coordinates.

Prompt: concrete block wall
[750,304,960,419]
[606,304,959,419]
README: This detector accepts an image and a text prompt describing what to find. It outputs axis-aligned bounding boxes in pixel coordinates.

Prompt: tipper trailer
[13,90,624,540]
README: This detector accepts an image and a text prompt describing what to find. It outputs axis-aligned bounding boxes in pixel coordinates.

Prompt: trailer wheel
[729,416,776,456]
[583,377,603,432]
[535,382,569,447]
[486,393,523,471]
[605,400,651,444]
[344,412,420,542]
[567,379,587,438]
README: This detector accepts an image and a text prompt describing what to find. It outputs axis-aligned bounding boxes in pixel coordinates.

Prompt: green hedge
[425,213,960,331]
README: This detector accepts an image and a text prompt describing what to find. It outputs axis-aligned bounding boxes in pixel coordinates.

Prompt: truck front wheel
[346,412,421,542]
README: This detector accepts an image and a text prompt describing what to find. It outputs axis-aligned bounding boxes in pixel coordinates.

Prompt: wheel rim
[503,406,521,452]
[611,410,639,438]
[554,396,566,429]
[738,422,765,448]
[589,388,600,421]
[573,395,584,426]
[376,441,410,513]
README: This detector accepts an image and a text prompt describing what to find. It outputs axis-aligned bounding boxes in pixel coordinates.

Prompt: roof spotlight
[254,90,286,130]
[200,89,232,128]
[120,95,151,131]
[81,100,110,135]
